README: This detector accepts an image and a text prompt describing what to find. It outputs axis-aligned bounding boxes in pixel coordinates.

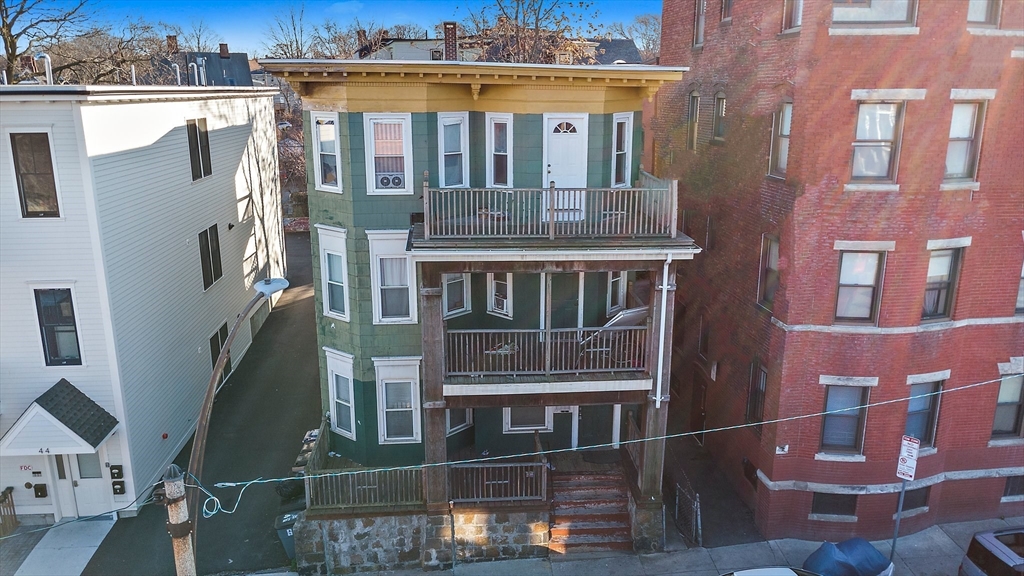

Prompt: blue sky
[95,0,662,56]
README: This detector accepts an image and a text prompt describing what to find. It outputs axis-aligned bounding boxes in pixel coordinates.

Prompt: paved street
[81,232,321,576]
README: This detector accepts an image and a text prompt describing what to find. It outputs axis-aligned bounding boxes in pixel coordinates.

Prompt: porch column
[418,262,448,512]
[639,259,677,499]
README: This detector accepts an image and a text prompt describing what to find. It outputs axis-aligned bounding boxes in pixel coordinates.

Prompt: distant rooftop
[0,84,278,102]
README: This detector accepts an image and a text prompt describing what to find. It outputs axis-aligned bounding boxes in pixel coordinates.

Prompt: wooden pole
[163,464,196,576]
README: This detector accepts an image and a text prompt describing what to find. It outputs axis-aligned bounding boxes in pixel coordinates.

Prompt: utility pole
[163,464,196,576]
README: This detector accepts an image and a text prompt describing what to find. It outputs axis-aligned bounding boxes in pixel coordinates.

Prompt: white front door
[543,114,589,222]
[69,451,110,516]
[53,454,78,520]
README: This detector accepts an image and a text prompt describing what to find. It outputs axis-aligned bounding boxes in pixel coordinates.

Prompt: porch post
[418,262,448,511]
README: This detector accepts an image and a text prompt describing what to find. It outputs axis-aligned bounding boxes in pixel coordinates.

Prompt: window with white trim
[367,231,416,324]
[821,385,869,453]
[374,357,422,444]
[607,271,626,316]
[835,251,884,323]
[783,0,803,30]
[487,273,512,319]
[312,112,341,192]
[438,112,469,187]
[851,102,904,182]
[443,273,471,318]
[364,114,413,194]
[770,103,792,176]
[503,406,553,433]
[922,249,960,320]
[34,288,82,366]
[612,112,633,187]
[325,348,356,439]
[486,113,513,187]
[447,409,473,435]
[186,118,212,181]
[317,225,350,321]
[993,374,1024,439]
[10,131,60,217]
[945,102,985,182]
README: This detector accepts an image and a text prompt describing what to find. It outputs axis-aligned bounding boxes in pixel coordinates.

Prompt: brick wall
[654,0,1024,540]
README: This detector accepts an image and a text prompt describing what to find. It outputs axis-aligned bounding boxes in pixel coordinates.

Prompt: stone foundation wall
[294,508,549,574]
[628,490,665,553]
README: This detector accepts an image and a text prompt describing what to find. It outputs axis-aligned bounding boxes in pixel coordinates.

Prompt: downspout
[655,254,673,409]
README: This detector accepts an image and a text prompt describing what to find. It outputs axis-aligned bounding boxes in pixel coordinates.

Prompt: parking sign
[896,435,920,481]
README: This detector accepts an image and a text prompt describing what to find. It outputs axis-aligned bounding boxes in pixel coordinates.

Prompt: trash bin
[275,512,300,560]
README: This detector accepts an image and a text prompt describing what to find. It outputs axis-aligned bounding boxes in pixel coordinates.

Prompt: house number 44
[37,448,50,454]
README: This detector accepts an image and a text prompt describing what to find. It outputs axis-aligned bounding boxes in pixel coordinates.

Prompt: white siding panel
[5,413,81,450]
[0,455,53,510]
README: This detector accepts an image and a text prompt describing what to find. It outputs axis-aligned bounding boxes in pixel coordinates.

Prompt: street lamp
[164,277,289,576]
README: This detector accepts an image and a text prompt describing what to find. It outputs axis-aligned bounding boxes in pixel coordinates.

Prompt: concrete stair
[549,471,633,554]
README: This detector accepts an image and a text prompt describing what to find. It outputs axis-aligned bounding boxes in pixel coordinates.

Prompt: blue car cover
[802,538,891,576]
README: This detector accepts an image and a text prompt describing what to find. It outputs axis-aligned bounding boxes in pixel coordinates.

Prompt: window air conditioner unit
[494,295,507,313]
[377,173,403,189]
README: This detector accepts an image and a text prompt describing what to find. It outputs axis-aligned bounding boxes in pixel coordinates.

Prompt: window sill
[315,185,343,194]
[777,27,801,38]
[765,173,786,182]
[368,190,414,196]
[843,183,899,193]
[893,506,928,520]
[918,447,937,457]
[710,138,726,146]
[446,424,472,437]
[486,310,513,321]
[379,437,421,445]
[815,452,866,463]
[920,315,953,325]
[692,44,704,53]
[939,181,980,192]
[808,513,858,523]
[967,27,1024,37]
[719,19,733,28]
[503,427,553,434]
[443,309,472,320]
[828,26,919,36]
[324,311,350,323]
[1001,495,1024,503]
[373,318,417,326]
[988,437,1024,448]
[333,427,356,441]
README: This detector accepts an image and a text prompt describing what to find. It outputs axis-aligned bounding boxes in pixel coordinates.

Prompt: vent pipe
[35,53,53,85]
[172,63,181,86]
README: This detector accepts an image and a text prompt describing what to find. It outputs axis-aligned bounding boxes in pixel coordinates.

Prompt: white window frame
[607,271,626,316]
[446,408,473,436]
[611,112,633,187]
[364,113,414,195]
[325,347,356,440]
[28,282,85,368]
[367,230,417,324]
[4,126,65,219]
[487,272,513,319]
[443,273,471,319]
[850,100,905,184]
[944,100,987,183]
[373,356,422,444]
[437,112,469,188]
[311,111,342,193]
[316,224,350,321]
[783,0,804,31]
[486,112,513,188]
[502,406,554,434]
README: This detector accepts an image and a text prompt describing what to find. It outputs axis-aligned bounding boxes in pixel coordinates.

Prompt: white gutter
[655,255,672,409]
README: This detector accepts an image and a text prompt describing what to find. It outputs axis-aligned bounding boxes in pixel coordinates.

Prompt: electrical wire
[0,481,161,541]
[187,473,260,519]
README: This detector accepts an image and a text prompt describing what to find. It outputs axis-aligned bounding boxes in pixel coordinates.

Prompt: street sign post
[891,435,920,561]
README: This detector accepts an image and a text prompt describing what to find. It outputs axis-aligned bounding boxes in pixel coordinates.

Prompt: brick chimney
[443,21,458,61]
[219,43,229,58]
[166,35,179,54]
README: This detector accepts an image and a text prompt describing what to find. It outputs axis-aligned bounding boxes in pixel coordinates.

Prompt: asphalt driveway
[83,232,320,576]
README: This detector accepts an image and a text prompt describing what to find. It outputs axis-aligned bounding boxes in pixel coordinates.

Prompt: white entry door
[543,114,589,222]
[69,451,110,516]
[53,455,78,521]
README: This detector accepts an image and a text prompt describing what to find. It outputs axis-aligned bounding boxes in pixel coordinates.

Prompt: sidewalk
[257,516,1020,576]
[4,514,115,576]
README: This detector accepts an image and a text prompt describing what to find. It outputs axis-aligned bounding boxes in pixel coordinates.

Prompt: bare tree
[608,13,660,62]
[1,0,91,83]
[171,19,223,53]
[46,18,172,84]
[462,0,600,64]
[311,19,427,59]
[265,4,313,58]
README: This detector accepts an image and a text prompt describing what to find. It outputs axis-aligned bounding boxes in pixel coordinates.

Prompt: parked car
[722,570,821,576]
[959,526,1024,576]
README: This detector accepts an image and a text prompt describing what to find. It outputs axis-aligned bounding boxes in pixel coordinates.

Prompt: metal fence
[445,326,648,376]
[626,412,642,473]
[673,476,703,547]
[0,487,17,538]
[448,462,548,503]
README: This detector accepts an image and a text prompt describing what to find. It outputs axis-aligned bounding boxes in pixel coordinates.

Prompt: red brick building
[649,0,1024,540]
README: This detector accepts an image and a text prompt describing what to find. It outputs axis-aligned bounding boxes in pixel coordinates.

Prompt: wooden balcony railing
[422,170,677,240]
[445,325,648,376]
[448,462,548,503]
[0,486,18,537]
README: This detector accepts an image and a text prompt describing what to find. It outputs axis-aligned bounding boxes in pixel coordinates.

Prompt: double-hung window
[993,374,1024,438]
[312,112,341,192]
[209,322,232,384]
[487,273,512,319]
[922,249,960,320]
[851,102,903,182]
[831,0,917,28]
[759,235,780,307]
[438,112,469,188]
[945,102,985,183]
[694,0,706,46]
[10,132,60,217]
[486,113,512,187]
[367,231,416,324]
[770,103,792,176]
[722,0,733,21]
[746,364,767,432]
[443,273,471,318]
[821,385,869,453]
[317,225,350,321]
[687,93,700,151]
[612,113,633,187]
[326,348,356,439]
[447,409,473,435]
[186,118,212,181]
[783,0,804,30]
[698,313,710,360]
[607,271,626,316]
[1017,260,1024,313]
[34,288,82,366]
[967,0,1001,26]
[503,406,554,433]
[712,93,727,141]
[198,224,223,291]
[374,357,422,444]
[905,381,941,447]
[835,251,883,323]
[364,114,413,194]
